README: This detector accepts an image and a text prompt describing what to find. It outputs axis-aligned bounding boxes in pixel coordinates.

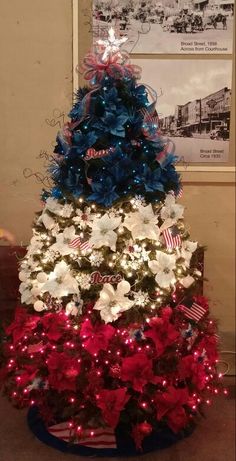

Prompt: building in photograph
[200,87,231,135]
[160,87,231,138]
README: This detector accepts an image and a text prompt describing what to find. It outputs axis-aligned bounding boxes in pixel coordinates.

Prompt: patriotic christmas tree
[1,29,223,455]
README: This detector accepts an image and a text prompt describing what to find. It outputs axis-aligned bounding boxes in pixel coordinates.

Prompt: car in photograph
[209,126,229,140]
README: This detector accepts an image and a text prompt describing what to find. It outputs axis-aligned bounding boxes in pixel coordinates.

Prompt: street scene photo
[133,59,232,163]
[92,0,234,53]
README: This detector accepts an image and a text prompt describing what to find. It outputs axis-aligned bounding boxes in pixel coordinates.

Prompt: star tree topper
[97,27,128,61]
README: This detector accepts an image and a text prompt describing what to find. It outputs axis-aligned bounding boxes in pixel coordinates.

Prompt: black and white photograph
[92,0,234,54]
[133,59,232,163]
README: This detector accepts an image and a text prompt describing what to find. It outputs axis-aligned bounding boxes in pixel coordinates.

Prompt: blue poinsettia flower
[88,176,119,207]
[102,146,126,166]
[93,111,129,138]
[112,157,134,183]
[102,87,122,111]
[137,165,164,193]
[54,131,71,156]
[161,165,181,189]
[71,131,97,155]
[63,170,84,197]
[132,84,149,107]
[127,110,143,135]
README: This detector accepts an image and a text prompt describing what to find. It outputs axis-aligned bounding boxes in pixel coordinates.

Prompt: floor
[0,377,235,461]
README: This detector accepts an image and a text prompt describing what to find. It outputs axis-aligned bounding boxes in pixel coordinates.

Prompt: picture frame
[72,0,235,180]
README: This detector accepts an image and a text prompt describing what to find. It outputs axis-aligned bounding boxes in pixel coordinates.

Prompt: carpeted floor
[0,377,235,461]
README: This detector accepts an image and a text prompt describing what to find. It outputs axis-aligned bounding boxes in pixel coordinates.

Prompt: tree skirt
[27,406,195,457]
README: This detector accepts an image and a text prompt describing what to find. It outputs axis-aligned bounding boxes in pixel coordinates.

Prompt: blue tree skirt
[27,406,195,457]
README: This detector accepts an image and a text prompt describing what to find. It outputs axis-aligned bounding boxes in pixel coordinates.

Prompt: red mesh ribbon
[81,51,141,84]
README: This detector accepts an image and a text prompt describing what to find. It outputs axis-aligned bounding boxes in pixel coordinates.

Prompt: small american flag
[176,186,183,198]
[163,227,181,249]
[48,422,116,448]
[178,302,207,322]
[69,237,92,251]
[169,187,183,199]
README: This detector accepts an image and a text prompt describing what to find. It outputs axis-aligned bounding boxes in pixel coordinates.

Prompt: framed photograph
[133,58,233,165]
[92,0,234,54]
[72,1,235,177]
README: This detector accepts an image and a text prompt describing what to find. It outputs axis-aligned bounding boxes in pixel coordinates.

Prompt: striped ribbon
[48,422,116,448]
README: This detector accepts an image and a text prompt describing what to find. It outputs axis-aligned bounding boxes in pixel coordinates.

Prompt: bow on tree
[82,51,141,84]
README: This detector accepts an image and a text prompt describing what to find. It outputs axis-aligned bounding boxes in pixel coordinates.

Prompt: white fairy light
[97,27,128,61]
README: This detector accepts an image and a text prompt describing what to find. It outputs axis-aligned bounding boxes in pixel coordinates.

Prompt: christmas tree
[1,28,223,455]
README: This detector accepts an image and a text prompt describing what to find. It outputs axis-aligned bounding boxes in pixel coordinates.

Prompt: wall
[0,1,235,358]
[183,184,235,359]
[0,0,73,244]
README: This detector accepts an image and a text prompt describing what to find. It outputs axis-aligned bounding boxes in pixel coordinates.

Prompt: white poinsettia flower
[94,280,134,323]
[51,223,60,236]
[50,226,78,256]
[59,204,74,218]
[19,282,35,305]
[124,204,160,241]
[41,260,79,298]
[40,212,56,230]
[89,214,121,251]
[44,199,73,218]
[177,240,198,268]
[44,197,64,215]
[148,251,176,288]
[160,194,184,231]
[182,240,198,254]
[28,235,44,255]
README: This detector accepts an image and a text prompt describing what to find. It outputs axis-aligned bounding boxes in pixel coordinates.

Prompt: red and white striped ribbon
[48,422,117,448]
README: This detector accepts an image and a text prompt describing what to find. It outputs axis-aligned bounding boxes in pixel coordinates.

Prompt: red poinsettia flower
[197,336,219,363]
[132,421,152,450]
[96,388,130,428]
[145,309,180,357]
[167,405,188,433]
[80,319,115,355]
[41,312,67,341]
[120,352,155,392]
[155,385,189,433]
[6,307,40,344]
[178,355,206,390]
[47,351,81,392]
[15,370,37,387]
[193,295,209,310]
